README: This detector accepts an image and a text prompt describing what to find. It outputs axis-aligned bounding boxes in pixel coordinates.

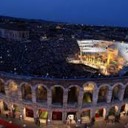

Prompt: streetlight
[23,124,26,127]
[47,119,51,125]
[9,120,12,124]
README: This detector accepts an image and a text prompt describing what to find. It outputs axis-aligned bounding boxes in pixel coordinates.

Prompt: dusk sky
[0,0,128,27]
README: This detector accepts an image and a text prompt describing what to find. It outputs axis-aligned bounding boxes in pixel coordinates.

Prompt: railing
[51,103,63,108]
[22,99,32,104]
[111,99,121,104]
[97,102,108,107]
[82,103,92,108]
[36,100,47,103]
[36,100,47,107]
[67,102,78,108]
[0,71,127,81]
[97,99,107,103]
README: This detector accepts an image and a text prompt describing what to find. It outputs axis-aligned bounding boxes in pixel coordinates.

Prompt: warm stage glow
[84,83,94,91]
[68,40,127,75]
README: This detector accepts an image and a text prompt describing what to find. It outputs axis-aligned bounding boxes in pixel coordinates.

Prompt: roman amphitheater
[1,38,128,125]
[0,71,128,124]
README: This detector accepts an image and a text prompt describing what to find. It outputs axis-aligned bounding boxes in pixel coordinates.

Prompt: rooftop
[0,23,28,31]
[0,16,128,79]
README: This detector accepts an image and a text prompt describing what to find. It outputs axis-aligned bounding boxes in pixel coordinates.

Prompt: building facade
[0,72,128,124]
[0,28,29,41]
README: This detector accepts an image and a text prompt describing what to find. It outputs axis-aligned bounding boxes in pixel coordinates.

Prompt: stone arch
[98,84,110,91]
[38,109,48,120]
[35,84,47,103]
[51,85,65,91]
[81,109,91,122]
[21,83,32,101]
[112,83,124,89]
[52,111,63,121]
[52,85,64,105]
[34,84,49,92]
[83,81,97,90]
[6,80,18,98]
[24,107,34,118]
[0,101,9,112]
[67,85,80,90]
[111,83,123,101]
[0,79,5,94]
[120,104,128,117]
[11,104,20,118]
[82,82,96,104]
[67,85,80,104]
[98,84,109,103]
[95,108,106,119]
[108,106,119,116]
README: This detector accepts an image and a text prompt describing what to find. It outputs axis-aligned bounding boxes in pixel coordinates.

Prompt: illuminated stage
[68,40,128,75]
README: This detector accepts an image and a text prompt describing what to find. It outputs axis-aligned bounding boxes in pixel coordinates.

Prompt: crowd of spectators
[0,16,128,79]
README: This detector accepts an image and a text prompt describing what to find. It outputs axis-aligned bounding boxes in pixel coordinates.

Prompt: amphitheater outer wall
[0,72,128,124]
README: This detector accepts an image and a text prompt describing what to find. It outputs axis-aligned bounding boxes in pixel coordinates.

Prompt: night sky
[0,0,128,27]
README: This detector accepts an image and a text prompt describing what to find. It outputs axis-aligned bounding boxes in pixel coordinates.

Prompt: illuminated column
[125,104,128,114]
[62,111,67,122]
[93,88,98,105]
[105,107,110,117]
[107,88,112,103]
[48,110,52,122]
[63,89,68,108]
[47,90,52,108]
[32,88,36,103]
[102,108,107,119]
[33,108,38,118]
[8,103,12,110]
[78,88,84,108]
[18,86,22,101]
[117,106,121,115]
[76,110,81,120]
[90,108,96,119]
[20,106,25,119]
[119,87,125,101]
[4,85,9,98]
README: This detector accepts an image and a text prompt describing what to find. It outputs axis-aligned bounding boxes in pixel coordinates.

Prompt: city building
[0,23,29,41]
